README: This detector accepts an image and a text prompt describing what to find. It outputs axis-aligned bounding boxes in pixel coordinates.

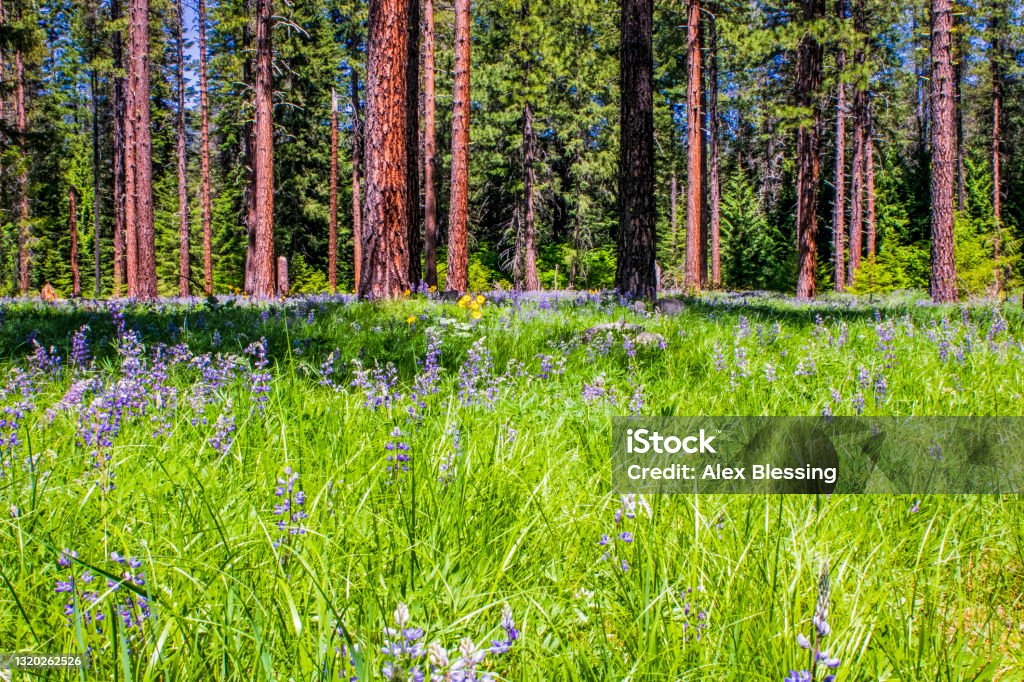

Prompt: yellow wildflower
[406,315,417,325]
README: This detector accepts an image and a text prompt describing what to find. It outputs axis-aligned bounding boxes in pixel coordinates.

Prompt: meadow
[0,291,1022,681]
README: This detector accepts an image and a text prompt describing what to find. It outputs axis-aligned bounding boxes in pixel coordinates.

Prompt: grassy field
[0,291,1022,681]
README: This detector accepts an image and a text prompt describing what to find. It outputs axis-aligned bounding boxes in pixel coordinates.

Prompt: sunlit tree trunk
[865,101,876,258]
[929,0,957,302]
[351,70,364,293]
[991,6,1004,296]
[247,0,275,298]
[615,0,656,299]
[684,0,703,292]
[15,46,29,294]
[361,0,411,298]
[795,0,825,300]
[176,0,190,297]
[847,0,865,285]
[406,0,421,286]
[446,0,471,292]
[198,0,213,294]
[127,0,158,299]
[329,89,339,292]
[69,188,80,297]
[112,0,126,297]
[422,0,438,287]
[92,68,102,297]
[707,10,721,289]
[832,0,846,291]
[518,101,540,290]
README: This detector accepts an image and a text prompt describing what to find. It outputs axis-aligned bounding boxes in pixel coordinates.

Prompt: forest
[0,0,1021,301]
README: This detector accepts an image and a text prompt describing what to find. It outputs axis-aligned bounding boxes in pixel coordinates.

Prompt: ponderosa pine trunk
[833,0,846,291]
[929,0,957,302]
[707,9,721,289]
[865,101,876,258]
[92,68,102,297]
[69,187,80,297]
[361,0,410,298]
[519,101,539,290]
[405,0,421,286]
[247,0,275,298]
[351,70,364,293]
[794,0,825,300]
[684,0,703,292]
[446,0,471,292]
[329,89,339,292]
[127,0,158,299]
[670,171,679,263]
[112,0,126,297]
[615,0,656,299]
[954,12,966,212]
[15,46,29,294]
[176,0,190,297]
[847,0,865,285]
[422,0,438,287]
[198,0,213,294]
[991,7,1004,295]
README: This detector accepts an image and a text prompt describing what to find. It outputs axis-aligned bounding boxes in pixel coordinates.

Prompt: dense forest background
[0,0,1022,297]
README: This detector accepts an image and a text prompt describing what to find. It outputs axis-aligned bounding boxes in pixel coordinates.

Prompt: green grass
[0,292,1022,680]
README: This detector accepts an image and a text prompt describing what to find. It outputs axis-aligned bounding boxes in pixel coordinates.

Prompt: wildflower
[458,338,499,407]
[351,360,401,410]
[208,401,237,455]
[244,338,271,415]
[272,467,308,550]
[407,315,417,325]
[439,427,462,485]
[790,563,839,682]
[385,427,412,475]
[489,604,519,654]
[70,325,91,371]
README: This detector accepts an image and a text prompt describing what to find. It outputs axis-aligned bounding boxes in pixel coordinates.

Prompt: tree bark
[615,0,656,299]
[991,7,1004,295]
[406,0,422,286]
[361,0,411,298]
[865,100,876,258]
[112,0,126,297]
[707,10,721,289]
[518,101,540,290]
[329,89,339,292]
[70,188,80,297]
[351,70,364,293]
[832,0,846,291]
[446,0,471,292]
[929,0,957,302]
[176,0,190,297]
[127,0,158,299]
[92,68,102,297]
[794,0,825,300]
[247,0,275,298]
[422,0,438,287]
[847,0,865,284]
[15,47,29,294]
[684,0,703,292]
[198,0,213,294]
[953,11,966,212]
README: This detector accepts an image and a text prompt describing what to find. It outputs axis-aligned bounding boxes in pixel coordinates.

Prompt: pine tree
[175,0,189,297]
[684,0,703,292]
[446,0,471,292]
[616,0,656,299]
[421,0,438,287]
[247,0,275,298]
[361,0,411,298]
[794,0,825,300]
[929,0,957,302]
[198,0,213,294]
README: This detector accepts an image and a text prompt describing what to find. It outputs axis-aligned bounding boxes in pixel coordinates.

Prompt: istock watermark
[611,416,1024,494]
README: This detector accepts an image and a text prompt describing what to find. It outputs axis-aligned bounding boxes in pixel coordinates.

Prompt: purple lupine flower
[764,363,778,382]
[581,375,610,405]
[409,330,443,419]
[489,604,519,654]
[458,338,499,407]
[70,325,91,371]
[208,401,237,455]
[29,340,62,377]
[712,342,727,372]
[351,360,401,410]
[438,427,461,485]
[272,467,308,550]
[628,381,645,416]
[245,338,271,415]
[385,427,412,476]
[382,603,426,680]
[680,586,709,643]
